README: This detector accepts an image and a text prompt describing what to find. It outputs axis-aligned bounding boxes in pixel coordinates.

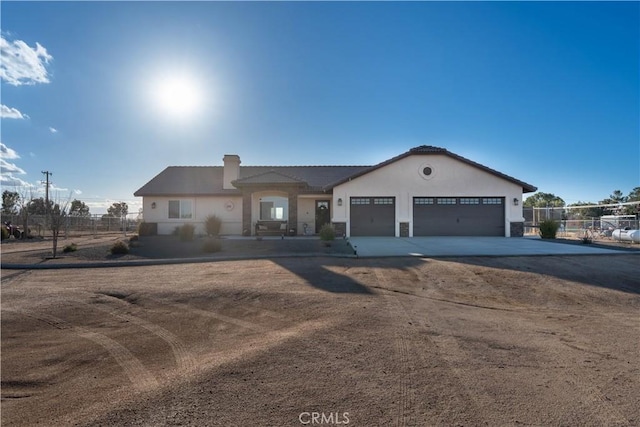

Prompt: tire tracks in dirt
[81,295,196,373]
[147,298,270,333]
[412,260,631,426]
[371,262,494,426]
[3,308,159,392]
[377,282,413,427]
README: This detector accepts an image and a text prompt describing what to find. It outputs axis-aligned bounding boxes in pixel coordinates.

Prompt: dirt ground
[1,241,639,426]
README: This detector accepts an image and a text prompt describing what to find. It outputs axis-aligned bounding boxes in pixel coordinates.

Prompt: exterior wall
[332,154,525,237]
[140,154,527,237]
[141,196,243,235]
[297,196,317,235]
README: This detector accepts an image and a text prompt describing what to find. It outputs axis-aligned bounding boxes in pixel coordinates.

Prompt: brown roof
[133,165,370,196]
[133,146,537,196]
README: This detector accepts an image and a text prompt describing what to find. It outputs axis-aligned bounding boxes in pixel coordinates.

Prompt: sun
[150,73,203,119]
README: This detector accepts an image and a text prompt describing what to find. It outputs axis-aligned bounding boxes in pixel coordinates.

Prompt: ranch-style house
[134,145,537,237]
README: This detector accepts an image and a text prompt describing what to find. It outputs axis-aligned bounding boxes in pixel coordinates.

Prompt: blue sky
[1,1,638,215]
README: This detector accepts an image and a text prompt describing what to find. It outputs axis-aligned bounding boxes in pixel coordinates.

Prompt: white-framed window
[168,200,193,219]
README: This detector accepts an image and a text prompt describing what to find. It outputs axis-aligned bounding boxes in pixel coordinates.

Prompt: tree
[567,201,604,220]
[523,192,565,208]
[49,199,70,258]
[27,197,54,215]
[16,187,35,239]
[69,199,90,217]
[107,202,128,218]
[2,190,20,215]
[600,190,628,215]
[623,187,640,216]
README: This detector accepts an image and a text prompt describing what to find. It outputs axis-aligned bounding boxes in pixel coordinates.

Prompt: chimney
[223,154,241,189]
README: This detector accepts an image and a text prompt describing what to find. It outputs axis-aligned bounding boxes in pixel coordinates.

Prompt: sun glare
[150,73,203,119]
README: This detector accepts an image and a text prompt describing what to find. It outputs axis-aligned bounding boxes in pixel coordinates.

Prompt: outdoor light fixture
[337,198,343,206]
[513,198,519,206]
[151,202,157,209]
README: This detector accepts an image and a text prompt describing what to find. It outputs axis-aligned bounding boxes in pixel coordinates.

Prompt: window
[168,200,193,219]
[414,198,434,205]
[260,196,288,220]
[460,198,480,205]
[351,198,370,205]
[419,163,436,180]
[482,198,503,205]
[437,198,457,205]
[374,198,394,205]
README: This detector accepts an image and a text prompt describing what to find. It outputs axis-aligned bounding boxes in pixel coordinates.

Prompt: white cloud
[0,104,27,119]
[0,141,20,160]
[0,173,32,189]
[0,157,26,175]
[1,35,53,86]
[49,127,58,133]
[0,141,28,189]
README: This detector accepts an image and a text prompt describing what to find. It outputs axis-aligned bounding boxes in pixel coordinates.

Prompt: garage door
[350,197,395,236]
[413,197,505,236]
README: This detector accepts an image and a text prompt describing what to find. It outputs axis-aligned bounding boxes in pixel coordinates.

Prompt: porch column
[288,190,298,235]
[242,191,252,235]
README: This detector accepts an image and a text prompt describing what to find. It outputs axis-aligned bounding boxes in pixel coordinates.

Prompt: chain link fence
[523,207,639,240]
[1,213,141,239]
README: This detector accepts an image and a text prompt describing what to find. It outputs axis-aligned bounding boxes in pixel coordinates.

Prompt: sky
[1,1,638,215]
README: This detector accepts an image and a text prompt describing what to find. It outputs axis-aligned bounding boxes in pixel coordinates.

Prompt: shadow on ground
[129,235,355,259]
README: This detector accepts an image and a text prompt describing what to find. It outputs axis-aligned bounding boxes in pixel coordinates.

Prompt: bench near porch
[255,220,289,236]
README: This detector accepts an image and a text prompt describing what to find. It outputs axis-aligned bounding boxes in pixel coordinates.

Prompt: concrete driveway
[347,236,635,257]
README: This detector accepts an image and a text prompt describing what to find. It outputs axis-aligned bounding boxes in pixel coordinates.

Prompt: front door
[315,200,330,233]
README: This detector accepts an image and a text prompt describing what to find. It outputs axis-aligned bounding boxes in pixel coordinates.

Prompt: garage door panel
[350,197,395,236]
[413,197,504,236]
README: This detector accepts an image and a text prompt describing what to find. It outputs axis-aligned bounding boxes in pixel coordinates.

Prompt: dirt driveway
[2,255,639,426]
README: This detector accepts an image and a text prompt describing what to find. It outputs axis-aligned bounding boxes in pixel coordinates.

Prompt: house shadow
[271,257,374,294]
[273,251,639,297]
[270,256,428,295]
[437,254,640,296]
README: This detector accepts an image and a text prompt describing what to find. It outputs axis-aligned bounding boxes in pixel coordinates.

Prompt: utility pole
[41,171,53,208]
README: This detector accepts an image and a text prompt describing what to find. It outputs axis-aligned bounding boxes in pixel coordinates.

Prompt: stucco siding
[142,196,243,235]
[332,154,524,237]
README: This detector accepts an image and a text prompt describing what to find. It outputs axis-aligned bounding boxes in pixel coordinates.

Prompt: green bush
[204,214,222,236]
[110,240,129,255]
[63,243,78,253]
[1,226,8,241]
[539,220,560,239]
[202,238,222,253]
[138,222,157,236]
[129,235,139,242]
[319,223,335,241]
[178,223,195,241]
